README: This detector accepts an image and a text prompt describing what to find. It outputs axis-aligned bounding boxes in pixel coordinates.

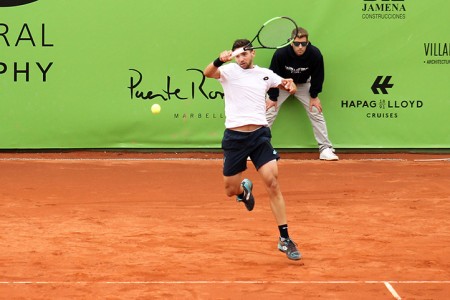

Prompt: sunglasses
[292,41,309,47]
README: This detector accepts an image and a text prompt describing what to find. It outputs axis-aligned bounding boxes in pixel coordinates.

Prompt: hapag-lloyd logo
[0,0,38,7]
[361,0,407,20]
[340,75,424,119]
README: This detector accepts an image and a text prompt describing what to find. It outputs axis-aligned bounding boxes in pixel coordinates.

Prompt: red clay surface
[0,151,449,299]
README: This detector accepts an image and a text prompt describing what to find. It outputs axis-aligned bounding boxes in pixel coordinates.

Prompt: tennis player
[203,39,301,260]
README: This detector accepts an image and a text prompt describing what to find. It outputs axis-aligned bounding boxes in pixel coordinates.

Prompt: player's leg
[222,129,254,211]
[251,129,301,260]
[295,82,338,160]
[257,159,286,224]
[257,157,301,260]
[266,89,291,128]
[250,128,285,222]
[223,174,255,211]
[223,173,243,197]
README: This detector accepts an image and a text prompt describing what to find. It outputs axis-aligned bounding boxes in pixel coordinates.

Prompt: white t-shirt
[218,63,283,128]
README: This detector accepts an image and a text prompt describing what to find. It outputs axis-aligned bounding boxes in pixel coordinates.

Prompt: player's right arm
[203,50,233,79]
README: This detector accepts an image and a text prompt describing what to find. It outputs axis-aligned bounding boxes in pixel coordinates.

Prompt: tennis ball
[151,103,161,114]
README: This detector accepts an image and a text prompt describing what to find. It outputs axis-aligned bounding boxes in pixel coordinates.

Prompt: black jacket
[267,42,324,100]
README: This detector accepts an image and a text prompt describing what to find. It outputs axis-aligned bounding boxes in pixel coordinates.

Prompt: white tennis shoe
[320,148,339,161]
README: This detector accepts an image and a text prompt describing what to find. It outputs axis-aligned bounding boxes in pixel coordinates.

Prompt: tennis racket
[231,16,298,57]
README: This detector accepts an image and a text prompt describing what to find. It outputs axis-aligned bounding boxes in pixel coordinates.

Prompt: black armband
[213,58,224,68]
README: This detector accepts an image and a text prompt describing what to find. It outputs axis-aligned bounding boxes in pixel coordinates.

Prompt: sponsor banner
[1,0,449,149]
[361,0,407,20]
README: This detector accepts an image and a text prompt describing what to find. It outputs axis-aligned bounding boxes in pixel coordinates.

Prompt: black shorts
[221,126,280,176]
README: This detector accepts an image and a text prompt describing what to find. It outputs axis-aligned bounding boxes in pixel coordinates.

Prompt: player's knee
[224,184,239,197]
[266,177,280,193]
[225,189,235,197]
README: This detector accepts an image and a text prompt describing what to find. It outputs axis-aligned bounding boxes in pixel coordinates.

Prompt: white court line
[0,158,212,162]
[0,158,409,162]
[384,282,402,300]
[414,158,450,162]
[1,280,450,284]
[0,158,217,161]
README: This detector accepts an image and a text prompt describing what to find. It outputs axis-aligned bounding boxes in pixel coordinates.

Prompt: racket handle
[231,48,244,58]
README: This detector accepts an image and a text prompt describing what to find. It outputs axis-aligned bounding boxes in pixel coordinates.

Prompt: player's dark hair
[232,39,252,51]
[292,27,308,40]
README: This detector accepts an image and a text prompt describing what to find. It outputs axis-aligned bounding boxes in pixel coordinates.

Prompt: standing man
[266,27,339,161]
[203,39,301,260]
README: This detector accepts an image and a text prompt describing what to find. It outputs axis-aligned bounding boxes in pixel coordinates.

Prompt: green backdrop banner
[1,0,449,149]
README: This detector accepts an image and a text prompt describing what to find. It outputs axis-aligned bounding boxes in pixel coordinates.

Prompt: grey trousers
[266,82,334,152]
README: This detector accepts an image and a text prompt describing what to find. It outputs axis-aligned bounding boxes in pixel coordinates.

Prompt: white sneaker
[320,148,339,161]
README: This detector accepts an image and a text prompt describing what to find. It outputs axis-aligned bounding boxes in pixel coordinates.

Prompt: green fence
[1,0,449,149]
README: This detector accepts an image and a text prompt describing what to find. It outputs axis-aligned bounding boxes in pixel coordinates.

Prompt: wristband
[213,58,224,68]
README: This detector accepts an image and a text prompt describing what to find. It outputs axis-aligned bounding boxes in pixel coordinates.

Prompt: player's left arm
[278,78,296,94]
[266,78,296,111]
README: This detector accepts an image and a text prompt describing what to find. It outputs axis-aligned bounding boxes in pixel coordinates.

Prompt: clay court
[0,151,449,299]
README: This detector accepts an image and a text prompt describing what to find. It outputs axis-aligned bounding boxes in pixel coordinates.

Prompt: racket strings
[258,18,297,48]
